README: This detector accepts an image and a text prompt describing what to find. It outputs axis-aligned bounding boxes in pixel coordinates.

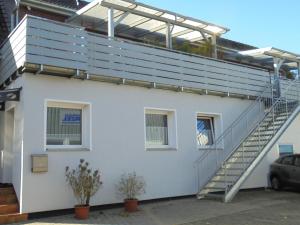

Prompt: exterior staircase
[0,185,28,224]
[196,79,300,202]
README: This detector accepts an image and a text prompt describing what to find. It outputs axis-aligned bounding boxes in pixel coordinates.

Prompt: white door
[1,108,15,184]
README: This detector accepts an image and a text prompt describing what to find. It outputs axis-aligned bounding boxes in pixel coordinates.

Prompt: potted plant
[65,159,102,219]
[117,172,146,212]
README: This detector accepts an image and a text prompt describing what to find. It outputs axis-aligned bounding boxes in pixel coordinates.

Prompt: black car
[270,154,300,190]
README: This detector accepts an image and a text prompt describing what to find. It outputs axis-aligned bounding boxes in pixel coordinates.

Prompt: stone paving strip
[13,190,300,225]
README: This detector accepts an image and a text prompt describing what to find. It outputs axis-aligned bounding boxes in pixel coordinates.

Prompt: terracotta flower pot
[124,199,138,212]
[75,205,90,219]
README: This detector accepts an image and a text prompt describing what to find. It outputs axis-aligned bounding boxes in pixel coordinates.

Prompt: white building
[0,0,300,217]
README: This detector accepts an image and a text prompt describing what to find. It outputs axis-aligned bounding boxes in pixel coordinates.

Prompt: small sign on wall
[31,154,48,173]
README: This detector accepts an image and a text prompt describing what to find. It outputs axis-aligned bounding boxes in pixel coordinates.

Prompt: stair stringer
[224,106,300,203]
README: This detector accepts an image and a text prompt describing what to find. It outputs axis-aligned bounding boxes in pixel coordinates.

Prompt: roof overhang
[239,47,300,68]
[68,0,229,42]
[19,0,77,16]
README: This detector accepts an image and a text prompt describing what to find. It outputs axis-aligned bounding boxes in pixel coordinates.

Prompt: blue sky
[88,0,300,53]
[140,0,300,53]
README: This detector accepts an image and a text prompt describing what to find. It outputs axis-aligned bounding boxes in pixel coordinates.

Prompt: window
[279,144,294,157]
[145,109,177,149]
[197,117,215,147]
[146,114,168,146]
[10,10,18,31]
[45,101,91,150]
[281,156,294,165]
[47,107,82,145]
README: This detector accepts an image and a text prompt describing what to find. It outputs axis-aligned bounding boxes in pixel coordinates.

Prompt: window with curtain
[47,107,82,146]
[197,117,214,147]
[145,113,169,146]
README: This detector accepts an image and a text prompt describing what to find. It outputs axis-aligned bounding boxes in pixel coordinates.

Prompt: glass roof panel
[69,0,229,40]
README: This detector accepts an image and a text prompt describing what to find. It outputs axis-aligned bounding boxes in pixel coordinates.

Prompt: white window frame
[144,108,177,150]
[196,112,223,150]
[44,99,92,151]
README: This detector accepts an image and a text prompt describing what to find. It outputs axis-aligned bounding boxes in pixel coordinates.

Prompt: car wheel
[271,176,281,191]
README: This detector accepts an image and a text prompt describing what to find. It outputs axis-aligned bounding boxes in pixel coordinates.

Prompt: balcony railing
[0,15,271,97]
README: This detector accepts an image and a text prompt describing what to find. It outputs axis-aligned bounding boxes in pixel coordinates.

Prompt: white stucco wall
[0,77,24,209]
[20,73,256,213]
[0,112,4,183]
[0,112,4,150]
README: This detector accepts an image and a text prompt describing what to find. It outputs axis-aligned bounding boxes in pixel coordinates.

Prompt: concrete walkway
[15,190,300,225]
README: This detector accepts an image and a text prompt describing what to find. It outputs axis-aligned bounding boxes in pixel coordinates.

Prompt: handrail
[195,82,274,164]
[222,79,297,167]
[196,77,300,196]
[223,78,300,195]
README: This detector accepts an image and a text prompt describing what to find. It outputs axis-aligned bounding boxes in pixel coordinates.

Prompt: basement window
[278,144,294,157]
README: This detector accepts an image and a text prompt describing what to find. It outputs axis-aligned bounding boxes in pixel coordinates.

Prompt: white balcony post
[166,22,172,49]
[108,7,115,38]
[273,57,284,78]
[211,34,217,58]
[273,57,285,97]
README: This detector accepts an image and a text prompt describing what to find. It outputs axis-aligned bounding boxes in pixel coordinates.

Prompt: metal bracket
[0,102,4,111]
[177,86,184,92]
[118,78,126,85]
[150,82,156,89]
[35,64,44,75]
[0,88,22,102]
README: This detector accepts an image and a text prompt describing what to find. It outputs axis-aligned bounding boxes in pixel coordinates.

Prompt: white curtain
[47,107,82,145]
[146,114,168,146]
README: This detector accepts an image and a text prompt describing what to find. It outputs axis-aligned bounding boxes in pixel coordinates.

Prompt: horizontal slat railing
[25,16,88,71]
[87,32,270,96]
[280,78,300,100]
[0,15,272,97]
[0,17,28,84]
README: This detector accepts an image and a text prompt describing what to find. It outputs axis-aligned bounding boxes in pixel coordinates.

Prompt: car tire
[271,176,281,191]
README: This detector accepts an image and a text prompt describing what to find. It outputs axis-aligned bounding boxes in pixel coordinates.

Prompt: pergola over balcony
[68,0,229,58]
[239,47,300,79]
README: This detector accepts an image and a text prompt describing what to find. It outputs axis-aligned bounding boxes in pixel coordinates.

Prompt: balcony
[0,15,271,97]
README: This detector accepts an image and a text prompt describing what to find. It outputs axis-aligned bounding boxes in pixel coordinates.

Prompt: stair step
[242,144,260,147]
[211,179,235,184]
[225,161,247,164]
[0,188,14,196]
[0,204,18,215]
[230,155,255,159]
[203,186,226,191]
[236,149,259,153]
[198,192,224,200]
[0,213,28,224]
[244,138,269,143]
[216,173,239,177]
[260,120,284,126]
[221,167,245,170]
[0,194,17,204]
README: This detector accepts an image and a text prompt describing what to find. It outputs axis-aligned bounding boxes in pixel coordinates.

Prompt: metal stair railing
[194,82,275,192]
[220,79,300,198]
